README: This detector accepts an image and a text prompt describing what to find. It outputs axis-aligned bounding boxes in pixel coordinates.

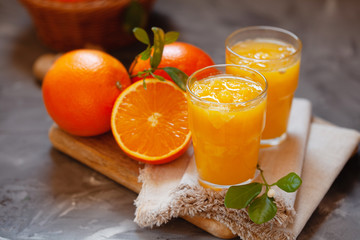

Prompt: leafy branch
[224,165,302,224]
[130,27,188,91]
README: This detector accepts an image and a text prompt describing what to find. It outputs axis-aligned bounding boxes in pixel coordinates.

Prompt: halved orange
[111,79,191,164]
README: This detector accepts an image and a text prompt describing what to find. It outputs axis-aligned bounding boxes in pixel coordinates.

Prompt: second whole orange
[130,42,215,82]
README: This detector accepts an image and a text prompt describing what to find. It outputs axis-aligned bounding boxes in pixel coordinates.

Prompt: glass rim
[186,64,268,106]
[225,25,302,62]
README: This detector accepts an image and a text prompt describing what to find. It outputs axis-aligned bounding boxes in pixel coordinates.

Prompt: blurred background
[0,0,359,239]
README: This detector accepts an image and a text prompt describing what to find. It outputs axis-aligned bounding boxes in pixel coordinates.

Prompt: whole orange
[130,42,215,82]
[42,49,131,137]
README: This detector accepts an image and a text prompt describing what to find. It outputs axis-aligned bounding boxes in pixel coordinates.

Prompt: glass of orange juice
[186,64,268,188]
[226,26,302,146]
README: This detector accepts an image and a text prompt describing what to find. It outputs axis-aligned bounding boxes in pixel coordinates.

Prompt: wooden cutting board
[48,124,236,239]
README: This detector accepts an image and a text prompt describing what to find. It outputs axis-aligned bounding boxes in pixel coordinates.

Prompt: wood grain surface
[48,124,236,239]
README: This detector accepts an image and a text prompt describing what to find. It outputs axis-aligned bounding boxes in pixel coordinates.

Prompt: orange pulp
[188,76,266,186]
[226,39,300,142]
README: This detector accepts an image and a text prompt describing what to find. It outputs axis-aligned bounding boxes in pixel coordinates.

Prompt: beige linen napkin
[288,122,360,236]
[134,98,360,239]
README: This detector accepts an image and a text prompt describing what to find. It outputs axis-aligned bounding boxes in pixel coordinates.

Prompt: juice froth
[191,76,263,103]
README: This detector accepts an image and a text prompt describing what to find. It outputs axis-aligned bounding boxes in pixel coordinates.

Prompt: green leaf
[142,78,147,89]
[164,31,179,44]
[150,72,165,81]
[150,27,165,69]
[133,27,150,45]
[140,47,152,60]
[224,183,262,209]
[275,172,302,193]
[124,2,146,33]
[248,194,277,224]
[162,67,188,91]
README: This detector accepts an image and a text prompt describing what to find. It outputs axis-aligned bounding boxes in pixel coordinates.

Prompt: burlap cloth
[134,98,360,239]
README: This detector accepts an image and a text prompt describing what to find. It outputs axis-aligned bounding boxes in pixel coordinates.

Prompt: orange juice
[187,65,267,187]
[226,27,302,146]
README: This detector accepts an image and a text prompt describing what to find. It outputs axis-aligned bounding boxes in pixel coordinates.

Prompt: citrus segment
[111,79,191,164]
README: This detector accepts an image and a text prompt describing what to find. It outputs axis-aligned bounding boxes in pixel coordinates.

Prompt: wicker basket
[19,0,156,51]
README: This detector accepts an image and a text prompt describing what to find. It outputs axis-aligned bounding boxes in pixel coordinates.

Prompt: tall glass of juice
[226,26,302,146]
[186,64,267,188]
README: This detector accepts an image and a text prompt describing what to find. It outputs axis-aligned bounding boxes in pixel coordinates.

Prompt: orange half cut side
[111,79,191,164]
